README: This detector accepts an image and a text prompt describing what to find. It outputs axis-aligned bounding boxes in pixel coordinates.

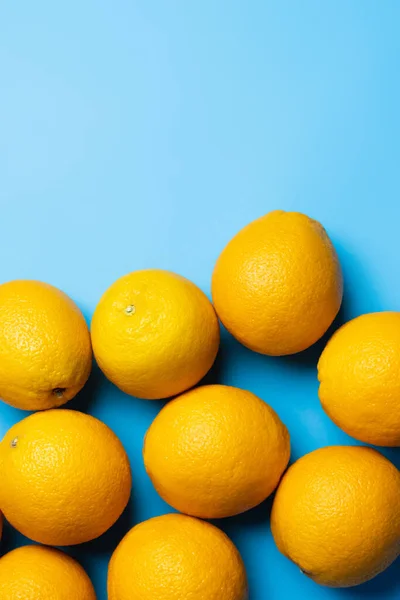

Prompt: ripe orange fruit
[143,384,290,518]
[212,210,342,355]
[108,513,248,600]
[0,409,131,545]
[91,269,220,400]
[271,446,400,587]
[318,312,400,446]
[0,280,92,410]
[0,545,96,600]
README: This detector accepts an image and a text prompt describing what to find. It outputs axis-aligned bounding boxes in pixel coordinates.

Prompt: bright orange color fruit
[0,280,92,410]
[143,384,290,518]
[0,409,131,545]
[108,513,248,600]
[91,269,220,400]
[0,545,96,600]
[212,210,343,355]
[271,446,400,587]
[318,312,400,446]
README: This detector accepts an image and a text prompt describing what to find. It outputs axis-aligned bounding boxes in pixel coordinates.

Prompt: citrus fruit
[318,312,400,446]
[0,545,96,600]
[108,513,248,600]
[143,384,290,518]
[0,280,92,410]
[91,269,220,400]
[212,210,343,355]
[271,445,400,587]
[0,409,131,545]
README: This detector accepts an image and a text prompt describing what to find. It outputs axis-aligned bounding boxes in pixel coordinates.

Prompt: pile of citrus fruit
[0,210,398,599]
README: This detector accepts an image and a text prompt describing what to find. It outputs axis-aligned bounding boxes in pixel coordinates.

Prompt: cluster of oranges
[0,210,399,599]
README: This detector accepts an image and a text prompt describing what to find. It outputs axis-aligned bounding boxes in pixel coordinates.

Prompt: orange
[143,384,290,518]
[108,513,248,600]
[0,545,96,600]
[271,446,400,587]
[0,280,92,410]
[91,269,220,400]
[212,210,343,355]
[0,409,131,545]
[318,312,400,446]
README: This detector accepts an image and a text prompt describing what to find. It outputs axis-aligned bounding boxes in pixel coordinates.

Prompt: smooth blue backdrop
[1,1,399,598]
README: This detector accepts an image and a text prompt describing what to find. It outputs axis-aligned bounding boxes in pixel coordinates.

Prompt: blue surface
[1,1,400,598]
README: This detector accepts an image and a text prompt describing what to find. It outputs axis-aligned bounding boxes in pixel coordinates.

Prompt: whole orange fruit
[0,280,92,410]
[108,513,248,600]
[212,210,343,355]
[91,269,220,400]
[0,409,131,545]
[0,545,96,600]
[271,446,400,587]
[318,312,400,446]
[143,384,290,518]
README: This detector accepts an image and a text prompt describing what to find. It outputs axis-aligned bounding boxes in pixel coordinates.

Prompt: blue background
[1,1,399,598]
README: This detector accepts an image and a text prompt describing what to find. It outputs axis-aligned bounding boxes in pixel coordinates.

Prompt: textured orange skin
[0,280,92,410]
[91,269,220,400]
[108,514,248,600]
[0,545,96,600]
[0,409,132,545]
[318,312,400,446]
[271,446,400,587]
[143,384,290,518]
[212,211,343,356]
